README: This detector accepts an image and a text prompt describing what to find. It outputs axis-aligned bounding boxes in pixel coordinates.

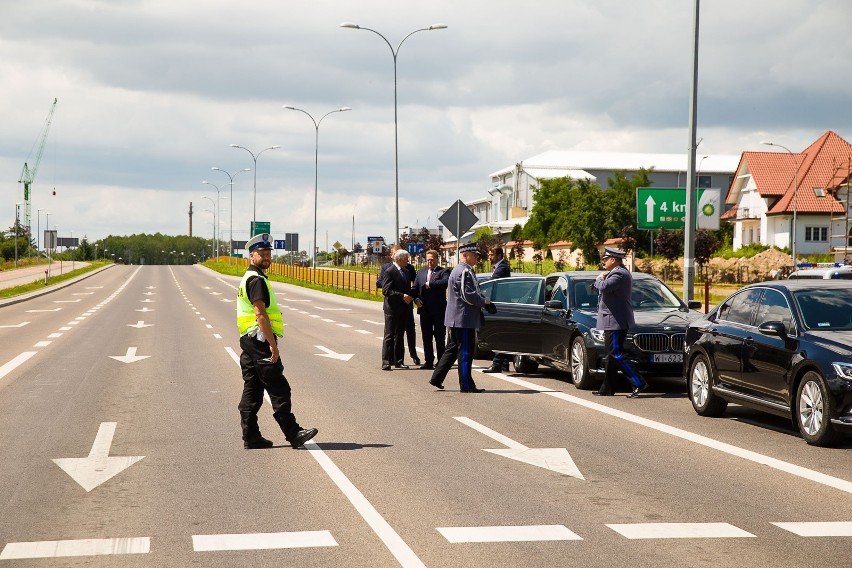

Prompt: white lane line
[192,531,337,551]
[310,315,321,319]
[47,333,63,338]
[0,352,37,380]
[337,324,352,328]
[772,521,852,537]
[321,318,335,323]
[59,326,72,331]
[213,334,222,339]
[299,311,310,315]
[305,441,425,568]
[363,320,383,326]
[67,321,80,326]
[72,292,94,295]
[606,523,754,539]
[34,341,52,347]
[492,374,852,494]
[0,537,150,559]
[206,324,213,329]
[53,299,81,303]
[26,308,61,313]
[0,321,30,328]
[355,330,372,335]
[437,525,582,543]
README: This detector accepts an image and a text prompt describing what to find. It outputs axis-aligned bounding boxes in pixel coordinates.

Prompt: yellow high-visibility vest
[237,269,283,337]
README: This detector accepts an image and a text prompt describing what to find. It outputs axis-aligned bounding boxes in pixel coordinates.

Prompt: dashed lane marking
[772,521,852,537]
[437,525,582,543]
[0,537,150,559]
[606,523,755,539]
[192,531,337,552]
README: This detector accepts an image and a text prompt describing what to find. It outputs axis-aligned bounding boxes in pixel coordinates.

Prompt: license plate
[651,353,683,363]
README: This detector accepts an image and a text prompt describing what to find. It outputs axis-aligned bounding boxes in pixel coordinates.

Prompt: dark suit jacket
[377,261,415,289]
[382,264,413,314]
[414,266,449,318]
[491,259,511,279]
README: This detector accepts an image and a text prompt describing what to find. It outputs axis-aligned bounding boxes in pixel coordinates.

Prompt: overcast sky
[2,0,851,254]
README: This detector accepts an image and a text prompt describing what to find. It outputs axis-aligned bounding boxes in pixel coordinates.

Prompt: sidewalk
[0,262,113,308]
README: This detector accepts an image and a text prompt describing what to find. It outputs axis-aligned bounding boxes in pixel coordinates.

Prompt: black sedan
[478,271,702,389]
[684,280,852,446]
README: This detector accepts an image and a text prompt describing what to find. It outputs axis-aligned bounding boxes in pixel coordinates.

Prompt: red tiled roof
[547,240,573,247]
[740,131,851,216]
[721,205,737,220]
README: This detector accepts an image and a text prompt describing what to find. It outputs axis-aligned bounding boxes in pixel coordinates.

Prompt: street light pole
[201,195,217,258]
[212,167,251,264]
[761,141,800,269]
[340,22,447,244]
[283,105,351,269]
[230,144,280,228]
[36,208,45,260]
[14,203,22,268]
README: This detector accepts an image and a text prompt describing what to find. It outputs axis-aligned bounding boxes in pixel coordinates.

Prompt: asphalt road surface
[0,265,849,567]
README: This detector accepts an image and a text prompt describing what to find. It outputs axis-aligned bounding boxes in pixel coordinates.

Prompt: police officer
[428,242,493,393]
[592,246,649,398]
[237,233,318,448]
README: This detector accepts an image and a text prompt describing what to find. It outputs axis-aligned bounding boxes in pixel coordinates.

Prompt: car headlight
[590,328,605,343]
[832,362,852,382]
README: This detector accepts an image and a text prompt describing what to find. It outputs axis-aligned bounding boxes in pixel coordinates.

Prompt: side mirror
[758,321,788,338]
[687,300,702,310]
[544,300,564,310]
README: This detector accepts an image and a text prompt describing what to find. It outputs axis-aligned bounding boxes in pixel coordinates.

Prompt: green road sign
[250,221,271,236]
[636,188,720,230]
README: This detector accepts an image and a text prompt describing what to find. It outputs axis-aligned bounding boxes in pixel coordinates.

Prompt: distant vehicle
[477,271,702,389]
[684,279,852,446]
[788,265,852,279]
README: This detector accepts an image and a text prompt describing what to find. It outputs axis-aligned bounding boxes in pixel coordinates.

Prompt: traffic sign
[250,221,271,236]
[274,240,285,250]
[439,200,479,239]
[636,188,720,230]
[407,243,425,255]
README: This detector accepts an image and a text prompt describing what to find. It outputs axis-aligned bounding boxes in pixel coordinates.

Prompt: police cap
[601,246,626,260]
[247,233,273,252]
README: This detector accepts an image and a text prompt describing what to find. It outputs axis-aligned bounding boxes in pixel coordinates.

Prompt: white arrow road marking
[127,321,153,329]
[146,286,156,289]
[0,321,30,328]
[315,346,354,362]
[0,537,150,559]
[315,307,351,311]
[140,299,154,303]
[136,307,154,312]
[26,308,61,313]
[143,292,156,296]
[52,422,145,492]
[454,416,584,480]
[109,347,151,364]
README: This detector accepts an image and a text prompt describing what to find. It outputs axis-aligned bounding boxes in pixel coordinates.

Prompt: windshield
[631,279,684,310]
[793,288,852,330]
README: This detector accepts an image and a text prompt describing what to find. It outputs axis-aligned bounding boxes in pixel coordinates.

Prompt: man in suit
[413,249,449,370]
[428,242,493,393]
[482,246,512,373]
[381,248,416,370]
[377,246,420,366]
[592,246,648,398]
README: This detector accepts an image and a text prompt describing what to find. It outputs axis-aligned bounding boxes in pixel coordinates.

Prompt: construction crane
[18,97,58,232]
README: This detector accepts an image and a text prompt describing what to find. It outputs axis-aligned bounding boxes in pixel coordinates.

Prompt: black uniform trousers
[430,327,478,391]
[419,310,446,365]
[597,329,646,394]
[238,334,302,442]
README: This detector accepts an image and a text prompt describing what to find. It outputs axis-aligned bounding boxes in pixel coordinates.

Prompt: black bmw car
[478,271,702,389]
[684,280,852,446]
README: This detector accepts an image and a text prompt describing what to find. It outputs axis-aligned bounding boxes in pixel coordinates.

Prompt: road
[0,265,849,567]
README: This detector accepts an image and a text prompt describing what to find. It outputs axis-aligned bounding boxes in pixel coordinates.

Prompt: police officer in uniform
[428,242,493,393]
[592,246,649,398]
[237,234,318,448]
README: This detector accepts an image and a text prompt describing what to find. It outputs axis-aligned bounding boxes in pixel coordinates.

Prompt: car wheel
[513,355,539,374]
[688,354,727,416]
[796,371,839,446]
[570,336,595,390]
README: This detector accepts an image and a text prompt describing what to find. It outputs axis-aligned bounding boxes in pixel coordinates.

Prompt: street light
[200,195,217,259]
[761,141,800,269]
[36,208,45,259]
[340,21,447,243]
[211,167,251,264]
[229,144,280,227]
[14,202,22,268]
[283,105,352,269]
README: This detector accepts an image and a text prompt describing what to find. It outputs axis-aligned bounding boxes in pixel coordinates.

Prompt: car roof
[743,279,852,291]
[547,270,659,280]
[788,266,852,279]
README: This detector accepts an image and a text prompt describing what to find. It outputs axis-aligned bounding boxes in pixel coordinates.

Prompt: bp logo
[702,203,715,216]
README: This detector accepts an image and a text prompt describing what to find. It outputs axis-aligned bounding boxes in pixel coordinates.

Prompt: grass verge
[0,261,111,300]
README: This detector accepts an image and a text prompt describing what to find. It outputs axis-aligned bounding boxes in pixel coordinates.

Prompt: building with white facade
[440,150,740,244]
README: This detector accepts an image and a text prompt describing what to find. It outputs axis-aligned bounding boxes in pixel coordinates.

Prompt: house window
[804,226,828,242]
[696,175,711,188]
[813,187,826,197]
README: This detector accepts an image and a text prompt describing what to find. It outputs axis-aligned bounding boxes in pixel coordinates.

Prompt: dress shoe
[429,379,444,390]
[381,364,392,371]
[481,364,504,373]
[592,390,613,396]
[461,387,485,393]
[243,435,274,449]
[627,383,648,399]
[394,363,409,369]
[412,357,421,365]
[419,363,434,370]
[290,428,318,449]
